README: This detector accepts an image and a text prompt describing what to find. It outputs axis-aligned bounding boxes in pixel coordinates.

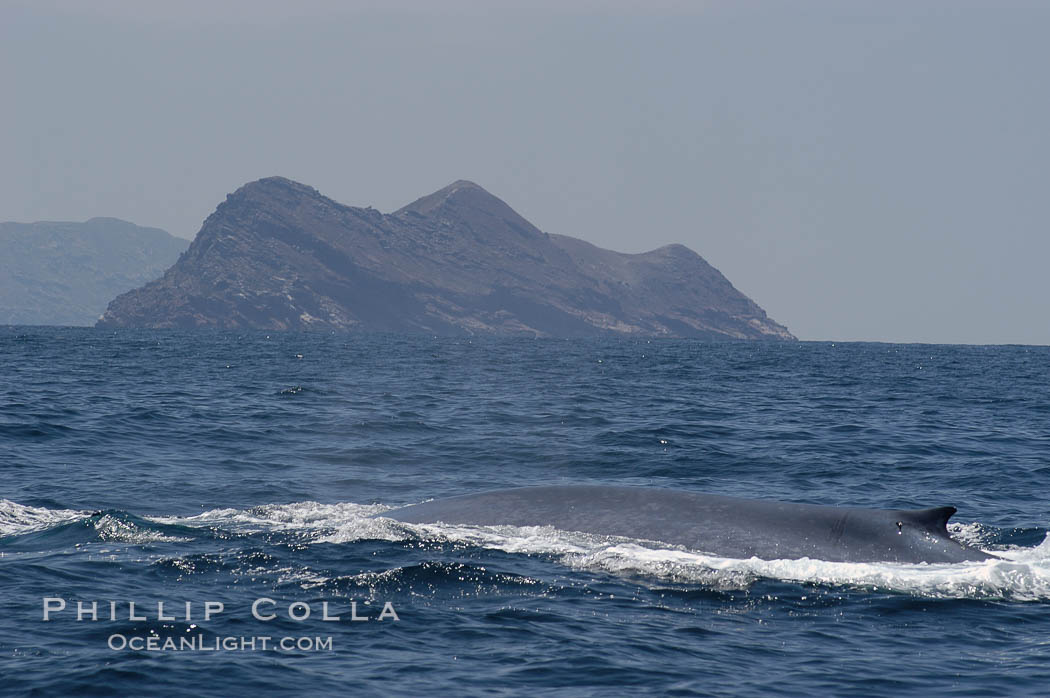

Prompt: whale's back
[381,485,994,564]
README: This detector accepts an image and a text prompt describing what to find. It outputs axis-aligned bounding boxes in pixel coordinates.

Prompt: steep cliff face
[97,177,795,339]
[0,218,188,326]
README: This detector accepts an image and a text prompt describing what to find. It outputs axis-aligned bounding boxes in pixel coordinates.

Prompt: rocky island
[97,177,794,339]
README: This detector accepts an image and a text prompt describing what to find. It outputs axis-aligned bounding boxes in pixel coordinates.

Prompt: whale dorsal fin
[905,506,957,535]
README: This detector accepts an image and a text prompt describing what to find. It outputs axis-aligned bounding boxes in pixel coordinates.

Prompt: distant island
[0,218,188,326]
[97,177,795,339]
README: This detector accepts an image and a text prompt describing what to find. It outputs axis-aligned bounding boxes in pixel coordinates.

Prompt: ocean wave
[0,499,86,537]
[147,501,393,536]
[563,538,1050,602]
[91,514,191,544]
[0,500,194,544]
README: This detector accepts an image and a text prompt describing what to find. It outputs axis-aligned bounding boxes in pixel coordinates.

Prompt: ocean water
[1,327,1048,696]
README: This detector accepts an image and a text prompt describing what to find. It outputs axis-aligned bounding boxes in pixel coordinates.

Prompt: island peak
[395,179,504,217]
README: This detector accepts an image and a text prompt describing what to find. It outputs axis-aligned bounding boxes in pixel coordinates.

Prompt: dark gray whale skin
[380,485,996,564]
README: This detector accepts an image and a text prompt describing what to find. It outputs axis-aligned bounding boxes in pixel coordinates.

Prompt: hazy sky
[3,0,1047,343]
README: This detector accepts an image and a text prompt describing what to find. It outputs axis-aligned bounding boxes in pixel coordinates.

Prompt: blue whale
[380,485,996,564]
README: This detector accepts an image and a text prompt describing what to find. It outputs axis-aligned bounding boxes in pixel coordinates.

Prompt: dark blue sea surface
[1,327,1048,696]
